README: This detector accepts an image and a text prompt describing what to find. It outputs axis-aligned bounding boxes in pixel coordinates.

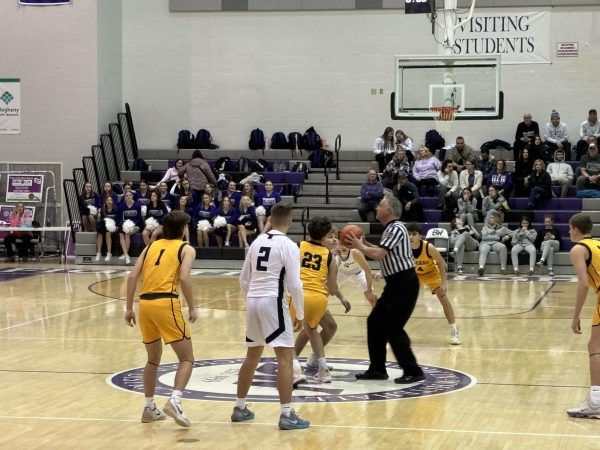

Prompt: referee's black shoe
[355,370,389,380]
[394,374,425,384]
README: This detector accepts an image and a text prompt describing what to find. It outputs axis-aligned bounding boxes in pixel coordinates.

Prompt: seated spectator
[171,177,198,207]
[99,181,119,208]
[141,191,168,245]
[526,159,552,209]
[514,148,533,197]
[78,181,100,232]
[477,147,496,187]
[157,158,185,189]
[576,142,600,192]
[95,196,119,262]
[237,195,258,248]
[457,187,478,229]
[395,129,415,162]
[157,181,178,211]
[119,182,135,205]
[204,183,219,207]
[194,193,218,247]
[482,186,509,220]
[184,150,217,197]
[513,112,540,161]
[576,108,600,161]
[392,172,423,222]
[240,182,258,206]
[449,216,480,275]
[373,127,396,172]
[534,213,561,277]
[528,135,550,164]
[478,211,512,276]
[437,159,460,211]
[458,158,484,202]
[256,180,281,233]
[220,180,242,209]
[447,136,476,172]
[543,110,571,160]
[488,159,513,199]
[135,180,152,208]
[510,215,537,276]
[3,203,33,262]
[173,195,191,242]
[381,150,411,190]
[546,148,574,198]
[214,196,239,247]
[358,170,384,222]
[118,191,143,264]
[411,146,441,195]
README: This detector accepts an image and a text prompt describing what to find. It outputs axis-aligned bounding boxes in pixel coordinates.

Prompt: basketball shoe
[278,409,310,430]
[231,405,255,422]
[141,404,166,423]
[567,399,600,419]
[164,398,191,427]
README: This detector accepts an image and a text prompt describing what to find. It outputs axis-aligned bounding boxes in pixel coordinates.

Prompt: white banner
[0,78,21,134]
[451,10,550,64]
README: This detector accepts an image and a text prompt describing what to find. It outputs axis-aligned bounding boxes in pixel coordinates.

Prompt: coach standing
[346,193,425,384]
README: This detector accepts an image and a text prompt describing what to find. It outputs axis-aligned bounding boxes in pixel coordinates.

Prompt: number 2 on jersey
[301,252,322,271]
[256,247,271,271]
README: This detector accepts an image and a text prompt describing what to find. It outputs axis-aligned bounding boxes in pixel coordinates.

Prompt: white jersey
[239,230,304,319]
[336,250,363,275]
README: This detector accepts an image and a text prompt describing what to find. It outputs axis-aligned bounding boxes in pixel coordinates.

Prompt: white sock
[171,390,183,402]
[590,386,600,404]
[235,398,246,409]
[318,357,328,371]
[144,397,155,408]
[280,403,292,417]
[292,358,302,373]
[449,323,458,334]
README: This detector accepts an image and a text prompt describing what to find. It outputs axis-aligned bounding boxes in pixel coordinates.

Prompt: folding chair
[425,227,450,267]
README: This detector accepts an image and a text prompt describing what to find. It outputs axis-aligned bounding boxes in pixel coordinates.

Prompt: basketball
[339,224,364,245]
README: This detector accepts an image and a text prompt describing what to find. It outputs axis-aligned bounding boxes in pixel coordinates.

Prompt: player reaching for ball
[406,222,461,345]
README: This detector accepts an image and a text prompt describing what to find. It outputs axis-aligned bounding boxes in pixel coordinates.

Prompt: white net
[430,106,458,132]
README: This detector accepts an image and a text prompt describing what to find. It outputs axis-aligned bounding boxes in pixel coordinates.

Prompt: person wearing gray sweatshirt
[510,216,538,276]
[478,211,512,276]
[543,110,571,159]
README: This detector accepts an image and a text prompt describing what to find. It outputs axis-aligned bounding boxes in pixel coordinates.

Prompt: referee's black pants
[366,268,423,377]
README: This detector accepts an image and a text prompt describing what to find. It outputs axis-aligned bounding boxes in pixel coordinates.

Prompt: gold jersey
[299,240,332,296]
[577,237,600,294]
[412,239,438,277]
[140,239,189,299]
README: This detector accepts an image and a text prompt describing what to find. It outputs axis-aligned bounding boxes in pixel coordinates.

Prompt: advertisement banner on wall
[0,205,35,224]
[0,78,21,134]
[6,174,44,202]
[451,10,550,64]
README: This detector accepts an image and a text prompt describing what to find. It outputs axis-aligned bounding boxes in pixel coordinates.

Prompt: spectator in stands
[393,172,423,222]
[477,147,496,187]
[135,180,151,209]
[237,195,258,248]
[543,110,571,160]
[373,127,396,172]
[527,159,552,209]
[395,130,415,162]
[95,196,119,262]
[514,148,533,197]
[141,191,168,245]
[241,182,258,206]
[457,187,478,229]
[478,211,512,276]
[437,159,460,210]
[576,109,600,160]
[173,195,191,242]
[118,190,143,264]
[220,180,241,208]
[194,193,218,247]
[547,148,574,198]
[513,113,540,161]
[256,180,281,233]
[449,216,480,275]
[488,159,513,199]
[172,177,197,207]
[576,143,600,192]
[358,169,384,222]
[535,213,562,277]
[204,183,218,207]
[411,146,441,195]
[214,196,239,247]
[528,135,549,163]
[119,182,134,205]
[78,181,100,232]
[458,158,484,202]
[157,181,177,211]
[157,158,185,189]
[447,137,476,172]
[184,150,216,198]
[381,150,411,190]
[511,216,537,276]
[482,185,509,220]
[3,203,33,262]
[100,181,119,207]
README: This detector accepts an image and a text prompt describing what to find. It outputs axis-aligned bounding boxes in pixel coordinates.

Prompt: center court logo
[109,357,476,403]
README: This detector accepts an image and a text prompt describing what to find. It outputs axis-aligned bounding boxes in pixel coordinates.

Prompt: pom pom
[122,219,137,234]
[213,215,227,228]
[104,218,117,233]
[145,217,159,232]
[141,205,147,217]
[87,205,98,216]
[255,205,266,216]
[196,219,212,232]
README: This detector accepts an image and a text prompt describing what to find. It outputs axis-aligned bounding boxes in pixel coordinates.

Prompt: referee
[346,193,425,384]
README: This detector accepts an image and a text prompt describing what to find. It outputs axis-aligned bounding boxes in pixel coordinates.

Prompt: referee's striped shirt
[379,220,415,276]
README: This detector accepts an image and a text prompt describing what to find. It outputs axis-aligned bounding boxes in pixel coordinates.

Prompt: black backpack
[308,148,324,168]
[238,157,251,172]
[214,156,231,172]
[195,129,219,149]
[270,132,288,149]
[288,132,303,152]
[425,129,445,151]
[131,158,149,171]
[177,130,195,149]
[249,129,265,151]
[302,126,322,151]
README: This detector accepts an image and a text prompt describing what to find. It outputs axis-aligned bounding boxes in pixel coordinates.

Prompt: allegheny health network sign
[0,78,21,134]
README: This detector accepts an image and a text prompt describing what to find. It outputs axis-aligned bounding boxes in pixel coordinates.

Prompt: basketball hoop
[430,106,458,132]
